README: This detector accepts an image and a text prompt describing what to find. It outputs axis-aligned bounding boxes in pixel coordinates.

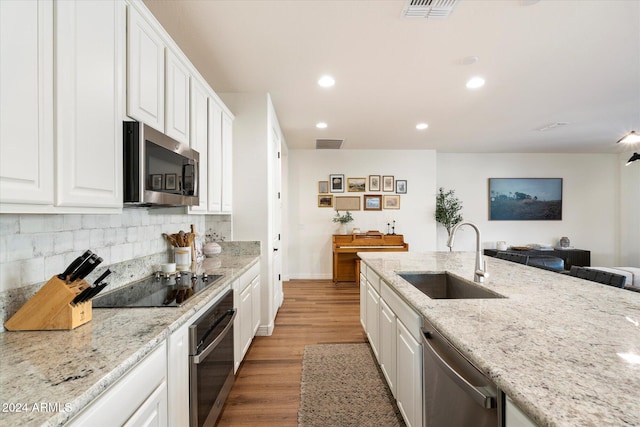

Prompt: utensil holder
[4,276,92,331]
[174,246,192,270]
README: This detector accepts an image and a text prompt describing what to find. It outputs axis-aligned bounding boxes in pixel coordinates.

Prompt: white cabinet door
[396,320,422,427]
[251,275,261,335]
[365,282,380,361]
[167,323,189,427]
[359,273,367,330]
[207,99,223,212]
[127,4,164,132]
[165,50,190,144]
[239,282,253,358]
[221,111,233,213]
[123,382,168,427]
[0,0,53,206]
[189,79,209,213]
[379,298,397,397]
[55,0,124,208]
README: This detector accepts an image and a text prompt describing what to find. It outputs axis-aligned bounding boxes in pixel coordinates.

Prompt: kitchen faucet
[447,221,489,283]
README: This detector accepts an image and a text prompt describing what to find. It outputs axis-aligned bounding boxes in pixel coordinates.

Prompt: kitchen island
[0,254,259,426]
[358,251,640,427]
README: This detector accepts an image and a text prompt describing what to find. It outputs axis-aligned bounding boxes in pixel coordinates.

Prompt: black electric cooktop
[93,272,223,308]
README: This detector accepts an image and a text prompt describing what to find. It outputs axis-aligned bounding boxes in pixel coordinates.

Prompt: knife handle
[93,268,111,286]
[59,250,92,281]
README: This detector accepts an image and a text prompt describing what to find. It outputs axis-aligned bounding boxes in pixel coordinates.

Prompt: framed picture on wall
[382,176,394,192]
[383,195,400,209]
[347,177,366,192]
[150,174,163,191]
[318,195,333,208]
[164,174,177,190]
[335,196,360,211]
[330,174,345,193]
[395,180,407,194]
[369,175,380,191]
[318,181,329,193]
[488,178,563,220]
[364,194,382,211]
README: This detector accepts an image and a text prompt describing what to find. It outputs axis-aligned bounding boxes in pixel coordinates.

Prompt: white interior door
[271,127,283,310]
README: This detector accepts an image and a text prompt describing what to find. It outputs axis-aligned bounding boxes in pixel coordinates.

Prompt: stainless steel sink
[398,272,505,299]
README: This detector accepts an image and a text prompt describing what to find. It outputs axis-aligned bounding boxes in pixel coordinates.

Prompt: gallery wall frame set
[318,173,407,210]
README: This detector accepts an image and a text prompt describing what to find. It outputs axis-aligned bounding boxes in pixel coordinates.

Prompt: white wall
[436,153,621,266]
[619,149,640,266]
[287,149,437,279]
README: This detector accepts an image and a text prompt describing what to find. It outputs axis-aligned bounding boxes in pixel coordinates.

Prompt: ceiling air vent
[316,139,344,149]
[401,0,459,19]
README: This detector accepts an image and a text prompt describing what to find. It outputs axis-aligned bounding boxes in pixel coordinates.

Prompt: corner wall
[436,153,621,266]
[287,149,437,279]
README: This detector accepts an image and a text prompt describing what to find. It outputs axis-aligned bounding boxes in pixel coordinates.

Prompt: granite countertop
[358,251,640,427]
[0,254,259,427]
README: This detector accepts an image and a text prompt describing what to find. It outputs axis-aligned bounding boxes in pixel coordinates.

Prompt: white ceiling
[143,0,640,153]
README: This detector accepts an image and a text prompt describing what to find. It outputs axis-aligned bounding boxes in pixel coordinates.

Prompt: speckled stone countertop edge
[0,255,259,427]
[358,251,640,427]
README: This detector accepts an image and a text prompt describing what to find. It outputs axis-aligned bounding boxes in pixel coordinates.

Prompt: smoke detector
[401,0,460,19]
[316,139,344,149]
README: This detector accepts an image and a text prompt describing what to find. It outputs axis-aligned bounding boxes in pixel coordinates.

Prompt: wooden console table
[333,233,408,283]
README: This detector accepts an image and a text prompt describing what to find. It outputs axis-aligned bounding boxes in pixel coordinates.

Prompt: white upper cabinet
[165,50,190,144]
[127,4,165,132]
[189,79,209,213]
[0,0,54,207]
[55,0,124,208]
[221,112,234,213]
[208,99,224,213]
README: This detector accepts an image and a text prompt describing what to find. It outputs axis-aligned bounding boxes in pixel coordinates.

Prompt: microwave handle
[182,161,198,196]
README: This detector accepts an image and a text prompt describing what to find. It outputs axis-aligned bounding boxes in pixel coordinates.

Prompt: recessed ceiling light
[416,123,429,130]
[318,75,335,88]
[316,122,328,129]
[466,76,485,89]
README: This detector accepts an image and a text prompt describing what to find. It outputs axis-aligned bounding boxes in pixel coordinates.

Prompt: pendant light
[625,152,640,166]
[617,131,640,165]
[617,130,640,144]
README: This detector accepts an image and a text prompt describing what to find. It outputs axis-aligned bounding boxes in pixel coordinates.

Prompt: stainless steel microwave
[123,121,199,207]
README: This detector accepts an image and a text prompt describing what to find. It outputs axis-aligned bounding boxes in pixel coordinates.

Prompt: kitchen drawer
[68,342,167,426]
[381,280,421,342]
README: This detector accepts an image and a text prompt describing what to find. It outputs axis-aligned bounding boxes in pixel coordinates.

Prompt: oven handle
[193,309,237,364]
[421,328,495,409]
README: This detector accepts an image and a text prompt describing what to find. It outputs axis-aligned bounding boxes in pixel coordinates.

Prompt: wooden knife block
[4,276,92,331]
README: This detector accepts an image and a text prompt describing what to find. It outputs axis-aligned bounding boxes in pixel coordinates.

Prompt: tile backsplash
[0,209,232,326]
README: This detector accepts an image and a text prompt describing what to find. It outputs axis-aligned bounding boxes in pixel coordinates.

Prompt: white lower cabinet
[506,396,537,427]
[359,272,367,329]
[379,298,397,397]
[233,263,261,372]
[69,342,168,427]
[167,322,190,427]
[365,281,380,361]
[360,263,423,427]
[396,320,422,427]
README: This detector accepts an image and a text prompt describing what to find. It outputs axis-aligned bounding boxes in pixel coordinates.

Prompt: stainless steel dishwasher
[421,318,503,427]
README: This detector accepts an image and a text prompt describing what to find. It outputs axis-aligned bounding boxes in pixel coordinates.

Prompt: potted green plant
[332,210,354,234]
[435,187,463,250]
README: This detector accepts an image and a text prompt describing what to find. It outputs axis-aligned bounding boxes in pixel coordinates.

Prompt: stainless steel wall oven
[189,290,236,427]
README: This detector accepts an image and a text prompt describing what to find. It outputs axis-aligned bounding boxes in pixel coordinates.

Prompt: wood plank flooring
[217,279,366,426]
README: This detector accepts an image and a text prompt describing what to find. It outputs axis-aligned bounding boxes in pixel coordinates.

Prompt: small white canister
[174,247,192,270]
[496,241,508,251]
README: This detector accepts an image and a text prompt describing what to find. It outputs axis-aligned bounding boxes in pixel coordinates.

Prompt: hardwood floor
[217,279,366,426]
